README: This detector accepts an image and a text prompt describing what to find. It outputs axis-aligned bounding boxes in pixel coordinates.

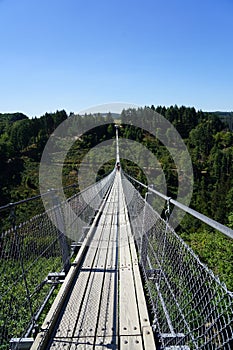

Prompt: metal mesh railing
[0,171,115,350]
[64,170,115,242]
[0,207,65,350]
[122,174,233,350]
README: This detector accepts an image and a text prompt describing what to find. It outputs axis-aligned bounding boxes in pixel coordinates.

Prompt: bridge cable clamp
[165,197,171,222]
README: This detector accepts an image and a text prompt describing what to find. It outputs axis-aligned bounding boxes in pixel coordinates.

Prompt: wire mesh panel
[0,210,65,350]
[122,174,233,350]
[65,170,115,242]
[0,171,115,350]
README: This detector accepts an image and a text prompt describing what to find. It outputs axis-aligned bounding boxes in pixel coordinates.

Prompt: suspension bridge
[0,130,233,350]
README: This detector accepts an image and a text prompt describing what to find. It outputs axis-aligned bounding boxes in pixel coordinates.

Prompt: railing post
[159,197,171,272]
[50,190,70,274]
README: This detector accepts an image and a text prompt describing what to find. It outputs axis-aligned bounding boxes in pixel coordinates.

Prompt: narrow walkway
[32,172,156,349]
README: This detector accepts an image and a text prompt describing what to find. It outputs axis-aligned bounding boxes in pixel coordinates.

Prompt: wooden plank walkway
[31,172,156,350]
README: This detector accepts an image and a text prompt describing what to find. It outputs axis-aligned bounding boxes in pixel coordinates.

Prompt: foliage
[179,226,233,290]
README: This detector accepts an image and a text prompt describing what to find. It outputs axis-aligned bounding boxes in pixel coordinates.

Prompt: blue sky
[0,0,233,117]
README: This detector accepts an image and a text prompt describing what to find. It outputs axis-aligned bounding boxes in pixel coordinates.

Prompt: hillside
[209,111,233,131]
[0,106,232,289]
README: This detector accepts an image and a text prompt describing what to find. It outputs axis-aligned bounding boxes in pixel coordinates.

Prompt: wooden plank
[120,335,143,350]
[119,267,141,335]
[118,175,142,337]
[129,239,152,330]
[142,326,156,350]
[132,264,152,329]
[128,235,139,266]
[119,230,131,268]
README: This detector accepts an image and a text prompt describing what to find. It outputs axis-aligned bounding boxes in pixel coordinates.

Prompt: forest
[0,106,232,290]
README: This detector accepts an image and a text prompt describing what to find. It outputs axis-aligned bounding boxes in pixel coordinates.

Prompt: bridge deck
[31,173,156,350]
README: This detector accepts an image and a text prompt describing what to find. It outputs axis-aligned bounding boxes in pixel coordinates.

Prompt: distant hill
[209,111,233,131]
[211,111,233,116]
[0,112,28,123]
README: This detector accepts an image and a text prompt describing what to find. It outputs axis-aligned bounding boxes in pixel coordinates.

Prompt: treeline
[0,110,115,208]
[0,110,68,210]
[1,106,232,225]
[120,105,233,227]
[0,110,67,160]
[0,106,232,288]
[0,111,115,162]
